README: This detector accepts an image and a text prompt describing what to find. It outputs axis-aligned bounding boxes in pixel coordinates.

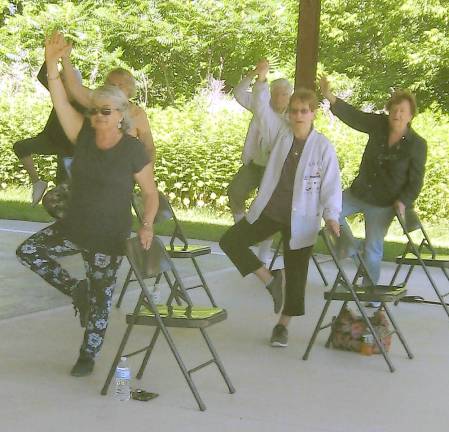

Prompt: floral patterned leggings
[16,223,123,359]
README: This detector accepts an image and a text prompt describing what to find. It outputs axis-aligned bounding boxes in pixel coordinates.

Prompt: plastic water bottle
[115,357,131,401]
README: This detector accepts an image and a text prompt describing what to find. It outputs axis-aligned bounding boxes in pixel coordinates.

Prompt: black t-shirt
[59,120,150,255]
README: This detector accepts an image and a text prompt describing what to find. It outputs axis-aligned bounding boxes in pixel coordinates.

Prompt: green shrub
[1,83,448,222]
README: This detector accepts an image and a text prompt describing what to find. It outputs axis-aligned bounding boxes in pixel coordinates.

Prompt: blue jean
[339,190,394,284]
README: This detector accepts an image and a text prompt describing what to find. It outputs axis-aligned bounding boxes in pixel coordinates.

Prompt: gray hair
[90,85,132,133]
[270,78,293,94]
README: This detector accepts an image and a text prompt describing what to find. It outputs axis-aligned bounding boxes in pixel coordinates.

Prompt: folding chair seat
[390,209,449,318]
[116,191,217,308]
[303,225,413,372]
[101,236,235,411]
[268,237,330,286]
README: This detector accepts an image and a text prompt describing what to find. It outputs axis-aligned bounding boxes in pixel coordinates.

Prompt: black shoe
[72,279,89,328]
[266,270,284,314]
[70,356,95,377]
[270,324,288,347]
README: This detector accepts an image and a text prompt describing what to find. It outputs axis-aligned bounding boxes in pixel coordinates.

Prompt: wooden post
[295,0,321,91]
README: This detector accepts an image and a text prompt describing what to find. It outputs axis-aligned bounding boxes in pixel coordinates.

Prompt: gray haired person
[228,59,292,263]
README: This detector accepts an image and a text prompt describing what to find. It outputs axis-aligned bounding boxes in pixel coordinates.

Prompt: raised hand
[319,76,336,104]
[45,31,70,64]
[255,58,269,75]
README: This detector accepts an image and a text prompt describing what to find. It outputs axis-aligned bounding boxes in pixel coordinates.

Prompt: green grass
[1,186,448,261]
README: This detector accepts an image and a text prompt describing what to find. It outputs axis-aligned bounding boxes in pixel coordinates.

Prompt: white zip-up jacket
[234,76,285,166]
[246,81,342,249]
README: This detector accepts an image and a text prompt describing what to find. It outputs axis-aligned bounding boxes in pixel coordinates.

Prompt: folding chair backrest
[126,235,194,307]
[320,225,374,286]
[156,192,190,250]
[132,191,190,250]
[396,208,436,258]
[126,236,172,279]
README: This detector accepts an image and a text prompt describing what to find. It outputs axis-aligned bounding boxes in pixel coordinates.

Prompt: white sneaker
[257,238,273,266]
[31,180,48,206]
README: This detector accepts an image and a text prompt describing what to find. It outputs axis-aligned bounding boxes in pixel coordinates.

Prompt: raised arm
[61,52,93,108]
[134,163,159,250]
[234,59,271,111]
[251,60,283,139]
[320,76,379,134]
[45,32,84,144]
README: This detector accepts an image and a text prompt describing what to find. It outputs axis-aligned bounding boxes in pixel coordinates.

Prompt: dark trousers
[16,223,122,359]
[13,133,73,184]
[219,213,313,316]
[227,162,265,215]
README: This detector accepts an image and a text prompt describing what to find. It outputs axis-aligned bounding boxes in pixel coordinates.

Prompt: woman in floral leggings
[17,224,123,362]
[16,32,159,377]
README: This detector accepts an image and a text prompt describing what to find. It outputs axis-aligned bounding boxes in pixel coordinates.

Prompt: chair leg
[101,321,135,395]
[352,296,395,372]
[421,263,449,320]
[191,257,217,307]
[303,297,333,360]
[158,322,207,411]
[268,239,282,271]
[312,254,328,286]
[164,272,184,305]
[116,266,134,308]
[200,328,235,394]
[324,301,348,348]
[381,303,413,359]
[136,327,161,379]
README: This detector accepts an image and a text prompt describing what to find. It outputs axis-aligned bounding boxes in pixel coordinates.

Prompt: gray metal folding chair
[116,191,217,308]
[390,209,449,318]
[101,236,235,411]
[268,237,330,286]
[303,225,413,372]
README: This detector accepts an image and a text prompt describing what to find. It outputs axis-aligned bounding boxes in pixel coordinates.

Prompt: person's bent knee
[219,230,232,255]
[13,140,31,159]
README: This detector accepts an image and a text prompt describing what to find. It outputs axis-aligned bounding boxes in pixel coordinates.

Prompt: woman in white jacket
[220,61,342,347]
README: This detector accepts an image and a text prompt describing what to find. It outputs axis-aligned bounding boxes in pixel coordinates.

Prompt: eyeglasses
[89,107,120,116]
[289,108,312,115]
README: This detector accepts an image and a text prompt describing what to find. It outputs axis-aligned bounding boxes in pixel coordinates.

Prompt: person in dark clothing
[320,76,427,303]
[16,32,159,377]
[13,62,83,205]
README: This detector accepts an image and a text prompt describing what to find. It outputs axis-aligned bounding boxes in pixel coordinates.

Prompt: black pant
[13,132,73,184]
[219,213,313,316]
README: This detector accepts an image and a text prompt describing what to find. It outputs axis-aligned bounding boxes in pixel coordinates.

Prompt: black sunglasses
[89,107,120,116]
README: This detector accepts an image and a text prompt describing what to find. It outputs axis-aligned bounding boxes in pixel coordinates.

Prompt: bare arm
[134,106,156,168]
[45,33,84,144]
[61,55,93,108]
[134,163,159,250]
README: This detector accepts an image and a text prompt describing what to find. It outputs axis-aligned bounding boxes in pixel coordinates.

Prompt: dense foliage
[0,0,448,221]
[0,0,447,109]
[1,83,447,221]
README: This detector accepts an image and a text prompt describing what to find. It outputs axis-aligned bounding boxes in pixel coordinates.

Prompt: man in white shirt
[228,59,292,262]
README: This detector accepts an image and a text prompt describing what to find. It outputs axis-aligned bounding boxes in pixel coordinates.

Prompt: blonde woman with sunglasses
[16,32,159,378]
